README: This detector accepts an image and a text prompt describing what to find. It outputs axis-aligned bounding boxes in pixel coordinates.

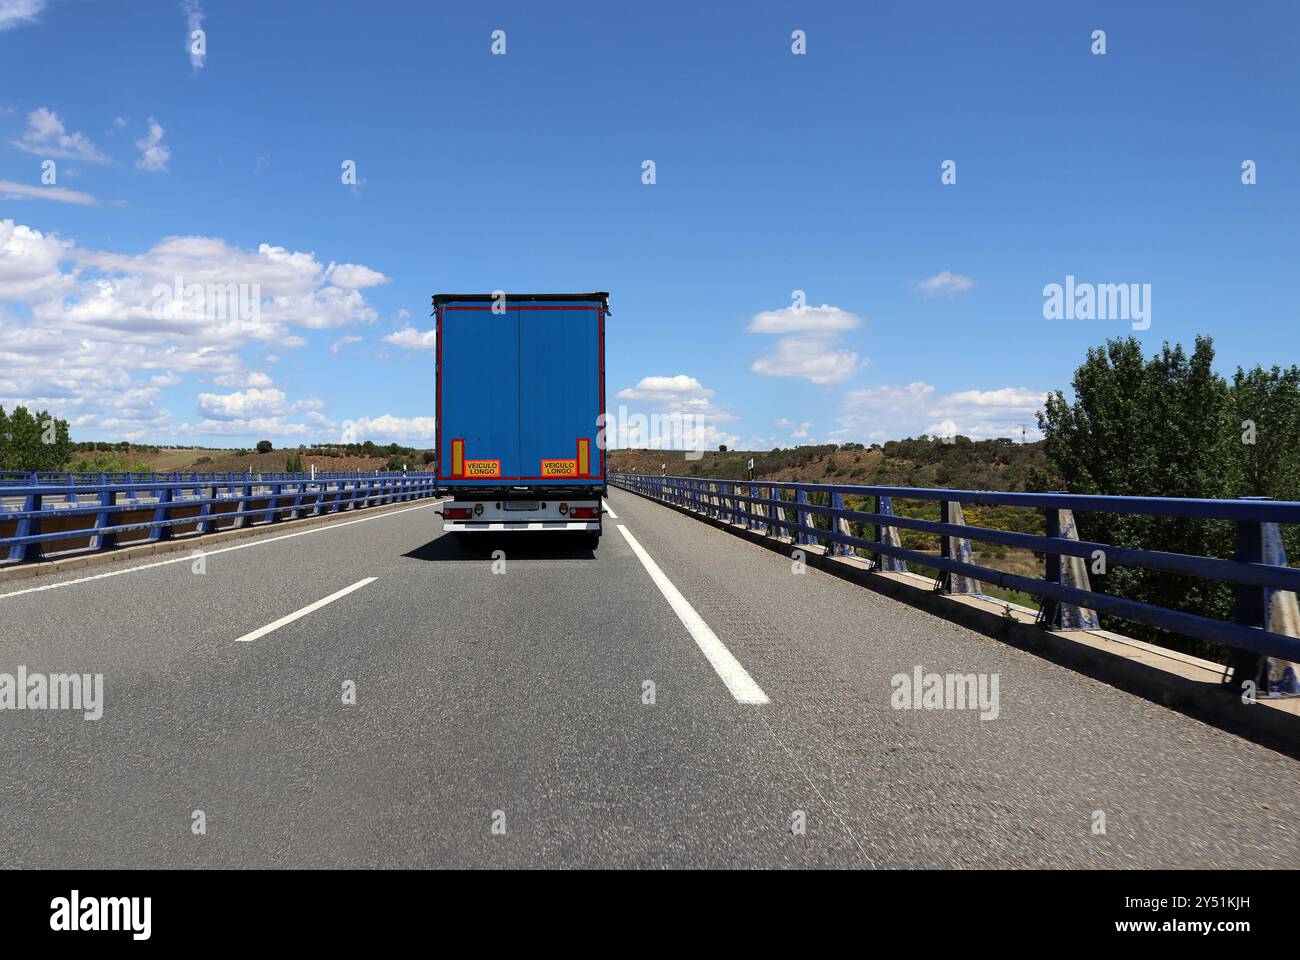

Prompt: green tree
[1038,337,1245,659]
[256,440,273,454]
[1231,364,1300,500]
[0,405,72,472]
[1230,362,1300,567]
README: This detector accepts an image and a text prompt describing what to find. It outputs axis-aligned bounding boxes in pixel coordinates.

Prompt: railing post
[1228,504,1270,689]
[149,486,174,542]
[937,500,980,594]
[737,483,751,528]
[829,492,855,557]
[236,481,252,527]
[795,488,815,546]
[1260,519,1300,695]
[1040,508,1100,629]
[92,488,118,550]
[8,492,43,563]
[263,482,280,524]
[751,484,768,535]
[876,495,907,571]
[772,488,789,541]
[195,486,212,535]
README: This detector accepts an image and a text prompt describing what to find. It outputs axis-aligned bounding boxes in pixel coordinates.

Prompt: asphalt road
[1,488,1297,868]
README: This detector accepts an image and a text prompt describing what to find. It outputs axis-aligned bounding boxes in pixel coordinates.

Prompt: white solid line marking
[602,499,618,519]
[616,524,768,705]
[0,502,437,601]
[235,577,377,643]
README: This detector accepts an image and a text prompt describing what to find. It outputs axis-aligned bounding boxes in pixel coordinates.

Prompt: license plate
[504,501,539,511]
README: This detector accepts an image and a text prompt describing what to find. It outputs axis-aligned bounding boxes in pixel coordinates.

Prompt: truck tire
[580,533,600,550]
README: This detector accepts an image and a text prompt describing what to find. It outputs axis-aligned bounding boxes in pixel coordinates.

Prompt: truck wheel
[580,533,601,550]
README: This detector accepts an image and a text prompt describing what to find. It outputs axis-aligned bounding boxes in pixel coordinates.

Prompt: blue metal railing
[0,470,419,485]
[609,473,1300,664]
[1,472,439,565]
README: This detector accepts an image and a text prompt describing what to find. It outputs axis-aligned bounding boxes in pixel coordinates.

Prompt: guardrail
[1,472,439,565]
[609,472,1300,665]
[0,470,418,485]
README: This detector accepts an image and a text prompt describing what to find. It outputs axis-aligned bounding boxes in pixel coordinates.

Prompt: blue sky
[0,0,1295,450]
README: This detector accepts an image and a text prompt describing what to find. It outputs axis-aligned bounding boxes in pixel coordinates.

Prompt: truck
[433,292,608,548]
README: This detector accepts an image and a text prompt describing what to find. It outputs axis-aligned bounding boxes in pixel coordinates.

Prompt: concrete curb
[0,496,441,586]
[616,485,1300,756]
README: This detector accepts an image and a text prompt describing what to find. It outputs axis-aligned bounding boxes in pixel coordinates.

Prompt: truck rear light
[444,507,472,520]
[570,507,599,519]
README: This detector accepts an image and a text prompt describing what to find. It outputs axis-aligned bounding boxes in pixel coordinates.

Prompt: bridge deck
[1,488,1296,868]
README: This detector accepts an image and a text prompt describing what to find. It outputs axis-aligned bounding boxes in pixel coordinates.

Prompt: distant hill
[608,437,1055,492]
[62,445,434,475]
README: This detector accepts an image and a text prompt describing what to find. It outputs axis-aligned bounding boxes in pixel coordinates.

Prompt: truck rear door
[439,305,522,481]
[516,304,602,482]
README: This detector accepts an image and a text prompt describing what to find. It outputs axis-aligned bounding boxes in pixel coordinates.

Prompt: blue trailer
[433,292,608,547]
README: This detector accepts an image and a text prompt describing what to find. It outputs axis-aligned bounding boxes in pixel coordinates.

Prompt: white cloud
[913,271,974,298]
[213,371,273,388]
[612,417,739,453]
[608,374,738,451]
[181,417,313,439]
[331,334,363,354]
[0,0,46,32]
[182,0,205,70]
[749,300,866,385]
[12,107,109,163]
[195,387,293,421]
[0,179,98,206]
[772,417,814,438]
[327,261,389,289]
[135,118,171,172]
[382,326,436,350]
[0,220,73,301]
[342,414,438,443]
[616,374,712,404]
[748,304,863,334]
[0,218,389,440]
[752,334,864,385]
[929,387,1046,418]
[837,382,1044,442]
